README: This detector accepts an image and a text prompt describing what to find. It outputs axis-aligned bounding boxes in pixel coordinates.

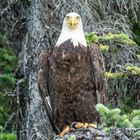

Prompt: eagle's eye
[76,16,80,20]
[66,16,70,20]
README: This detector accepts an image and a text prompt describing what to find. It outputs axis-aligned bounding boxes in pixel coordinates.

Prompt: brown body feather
[38,40,106,132]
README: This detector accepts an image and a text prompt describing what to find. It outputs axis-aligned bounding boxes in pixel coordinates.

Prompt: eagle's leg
[59,126,71,137]
[71,122,97,129]
[59,123,97,137]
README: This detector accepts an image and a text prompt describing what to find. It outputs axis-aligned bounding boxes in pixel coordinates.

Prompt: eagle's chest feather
[45,41,99,131]
[49,41,94,95]
[51,42,89,74]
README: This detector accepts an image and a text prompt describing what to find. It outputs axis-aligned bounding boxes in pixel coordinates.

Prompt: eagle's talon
[88,123,97,128]
[71,122,97,129]
[75,122,84,128]
[83,123,88,128]
[70,122,80,129]
[59,126,71,137]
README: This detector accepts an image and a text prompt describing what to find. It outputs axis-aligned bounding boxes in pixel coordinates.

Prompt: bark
[0,0,140,140]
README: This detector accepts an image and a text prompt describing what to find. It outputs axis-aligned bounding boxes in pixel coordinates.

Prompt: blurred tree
[133,22,140,45]
[0,34,17,131]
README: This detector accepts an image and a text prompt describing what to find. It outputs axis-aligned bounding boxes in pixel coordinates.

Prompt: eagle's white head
[56,12,87,47]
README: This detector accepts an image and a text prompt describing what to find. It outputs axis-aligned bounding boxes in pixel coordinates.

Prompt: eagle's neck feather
[56,26,87,47]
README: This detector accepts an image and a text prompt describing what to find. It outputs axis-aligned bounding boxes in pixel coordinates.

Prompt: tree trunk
[1,0,140,140]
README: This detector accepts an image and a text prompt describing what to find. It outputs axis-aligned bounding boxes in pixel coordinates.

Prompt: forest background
[0,0,140,139]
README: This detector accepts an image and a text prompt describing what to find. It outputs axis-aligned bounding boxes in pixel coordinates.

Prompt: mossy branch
[105,72,124,79]
[85,32,136,45]
[126,66,140,75]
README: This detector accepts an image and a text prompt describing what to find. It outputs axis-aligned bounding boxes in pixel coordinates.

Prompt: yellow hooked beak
[67,16,80,28]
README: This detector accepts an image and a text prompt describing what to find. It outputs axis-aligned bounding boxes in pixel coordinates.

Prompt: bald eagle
[38,12,106,133]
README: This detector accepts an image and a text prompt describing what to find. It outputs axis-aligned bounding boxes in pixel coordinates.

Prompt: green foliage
[86,32,140,114]
[107,75,139,114]
[105,72,124,79]
[126,66,140,75]
[0,98,11,131]
[85,33,98,44]
[131,110,140,128]
[96,104,132,128]
[0,133,16,140]
[54,135,76,140]
[96,104,140,129]
[0,47,17,130]
[133,22,140,45]
[105,66,140,79]
[96,104,140,138]
[68,135,76,140]
[0,48,17,74]
[133,130,140,138]
[136,55,140,61]
[99,33,136,45]
[0,34,7,46]
[85,33,136,45]
[99,44,109,51]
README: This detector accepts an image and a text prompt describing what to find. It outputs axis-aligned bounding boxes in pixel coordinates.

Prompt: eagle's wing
[88,44,107,104]
[37,50,54,128]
